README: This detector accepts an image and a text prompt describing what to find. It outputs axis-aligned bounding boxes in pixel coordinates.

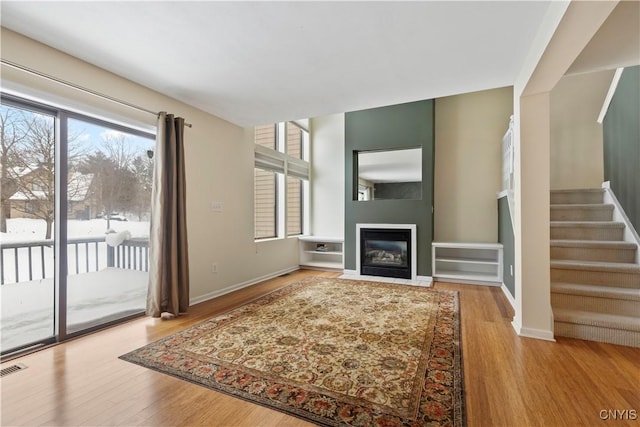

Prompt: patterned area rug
[120,277,465,426]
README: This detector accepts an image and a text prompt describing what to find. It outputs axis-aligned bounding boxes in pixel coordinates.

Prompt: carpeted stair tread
[551,282,640,300]
[551,260,640,273]
[550,204,614,221]
[551,189,604,194]
[554,308,640,332]
[550,240,637,249]
[550,221,625,228]
[550,221,626,241]
[550,203,613,209]
[550,189,604,205]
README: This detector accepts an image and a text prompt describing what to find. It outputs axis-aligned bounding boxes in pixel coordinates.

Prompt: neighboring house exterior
[7,166,98,220]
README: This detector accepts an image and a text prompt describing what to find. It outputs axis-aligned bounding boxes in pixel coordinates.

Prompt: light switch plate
[211,201,223,212]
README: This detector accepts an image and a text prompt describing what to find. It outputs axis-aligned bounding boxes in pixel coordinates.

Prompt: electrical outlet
[211,263,218,273]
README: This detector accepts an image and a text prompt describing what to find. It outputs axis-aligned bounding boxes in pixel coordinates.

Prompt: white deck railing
[0,237,149,285]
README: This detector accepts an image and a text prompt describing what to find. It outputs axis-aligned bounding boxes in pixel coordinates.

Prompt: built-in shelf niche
[299,236,344,270]
[432,242,503,285]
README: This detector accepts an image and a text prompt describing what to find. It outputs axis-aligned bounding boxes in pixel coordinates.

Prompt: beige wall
[434,86,514,243]
[550,70,613,190]
[1,28,300,304]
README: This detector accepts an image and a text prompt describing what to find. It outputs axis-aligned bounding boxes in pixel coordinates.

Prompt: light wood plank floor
[1,269,638,426]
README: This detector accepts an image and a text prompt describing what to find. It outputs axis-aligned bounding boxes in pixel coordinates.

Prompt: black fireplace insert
[360,228,412,279]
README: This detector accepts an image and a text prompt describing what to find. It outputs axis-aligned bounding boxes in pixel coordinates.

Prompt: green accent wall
[498,196,515,298]
[603,65,640,233]
[344,100,435,275]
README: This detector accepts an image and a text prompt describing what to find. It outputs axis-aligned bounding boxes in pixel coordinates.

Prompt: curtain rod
[1,59,192,128]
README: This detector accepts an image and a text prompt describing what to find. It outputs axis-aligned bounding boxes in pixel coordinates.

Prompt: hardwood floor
[1,269,638,426]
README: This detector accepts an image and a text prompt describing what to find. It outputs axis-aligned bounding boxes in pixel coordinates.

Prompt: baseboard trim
[417,275,433,285]
[342,269,358,276]
[512,321,556,342]
[189,266,300,306]
[501,283,516,309]
[435,277,501,287]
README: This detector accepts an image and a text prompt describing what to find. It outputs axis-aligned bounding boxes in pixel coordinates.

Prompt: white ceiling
[567,0,640,75]
[1,1,552,127]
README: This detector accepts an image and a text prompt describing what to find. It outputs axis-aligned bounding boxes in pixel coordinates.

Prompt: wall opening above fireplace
[356,224,417,280]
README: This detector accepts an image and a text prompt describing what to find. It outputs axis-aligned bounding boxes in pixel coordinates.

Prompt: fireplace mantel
[355,223,417,280]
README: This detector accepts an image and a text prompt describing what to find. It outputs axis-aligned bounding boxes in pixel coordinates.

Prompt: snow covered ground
[1,218,150,352]
[1,268,148,351]
[2,218,150,242]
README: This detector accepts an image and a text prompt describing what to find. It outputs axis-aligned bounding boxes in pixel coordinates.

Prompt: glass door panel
[65,117,153,334]
[0,102,56,353]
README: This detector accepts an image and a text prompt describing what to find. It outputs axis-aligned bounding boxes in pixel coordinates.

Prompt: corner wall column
[512,92,555,341]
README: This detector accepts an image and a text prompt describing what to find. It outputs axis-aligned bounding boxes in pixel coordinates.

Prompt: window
[254,168,277,239]
[286,122,303,159]
[24,201,37,214]
[254,121,309,240]
[287,176,302,235]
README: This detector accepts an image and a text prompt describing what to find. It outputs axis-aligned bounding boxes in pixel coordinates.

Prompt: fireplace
[359,227,413,279]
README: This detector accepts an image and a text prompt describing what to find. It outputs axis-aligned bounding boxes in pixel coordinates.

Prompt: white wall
[550,70,613,190]
[1,28,300,304]
[309,114,345,238]
[434,86,514,243]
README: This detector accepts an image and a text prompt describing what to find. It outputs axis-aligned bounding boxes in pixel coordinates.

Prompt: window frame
[253,121,309,241]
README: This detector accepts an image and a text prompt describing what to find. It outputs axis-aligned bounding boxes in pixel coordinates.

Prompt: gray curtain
[147,112,189,318]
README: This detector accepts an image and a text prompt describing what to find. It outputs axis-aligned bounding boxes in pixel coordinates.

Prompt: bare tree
[2,103,146,238]
[8,113,57,239]
[0,106,30,232]
[3,105,86,239]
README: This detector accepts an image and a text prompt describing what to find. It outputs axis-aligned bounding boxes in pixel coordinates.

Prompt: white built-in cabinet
[298,236,344,270]
[432,242,503,285]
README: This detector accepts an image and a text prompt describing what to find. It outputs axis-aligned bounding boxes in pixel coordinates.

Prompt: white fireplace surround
[354,223,418,280]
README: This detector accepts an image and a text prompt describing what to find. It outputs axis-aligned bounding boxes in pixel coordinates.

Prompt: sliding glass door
[0,95,154,356]
[0,99,57,353]
[65,116,153,334]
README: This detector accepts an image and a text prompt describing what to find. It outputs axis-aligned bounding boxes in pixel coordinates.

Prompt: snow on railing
[0,237,149,285]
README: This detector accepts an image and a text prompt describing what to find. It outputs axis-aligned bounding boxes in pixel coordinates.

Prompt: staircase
[550,188,640,347]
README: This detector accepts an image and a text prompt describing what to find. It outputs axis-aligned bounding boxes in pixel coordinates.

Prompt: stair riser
[552,294,639,316]
[550,208,613,222]
[551,247,636,263]
[550,192,604,205]
[554,322,640,347]
[551,269,640,289]
[550,227,624,241]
